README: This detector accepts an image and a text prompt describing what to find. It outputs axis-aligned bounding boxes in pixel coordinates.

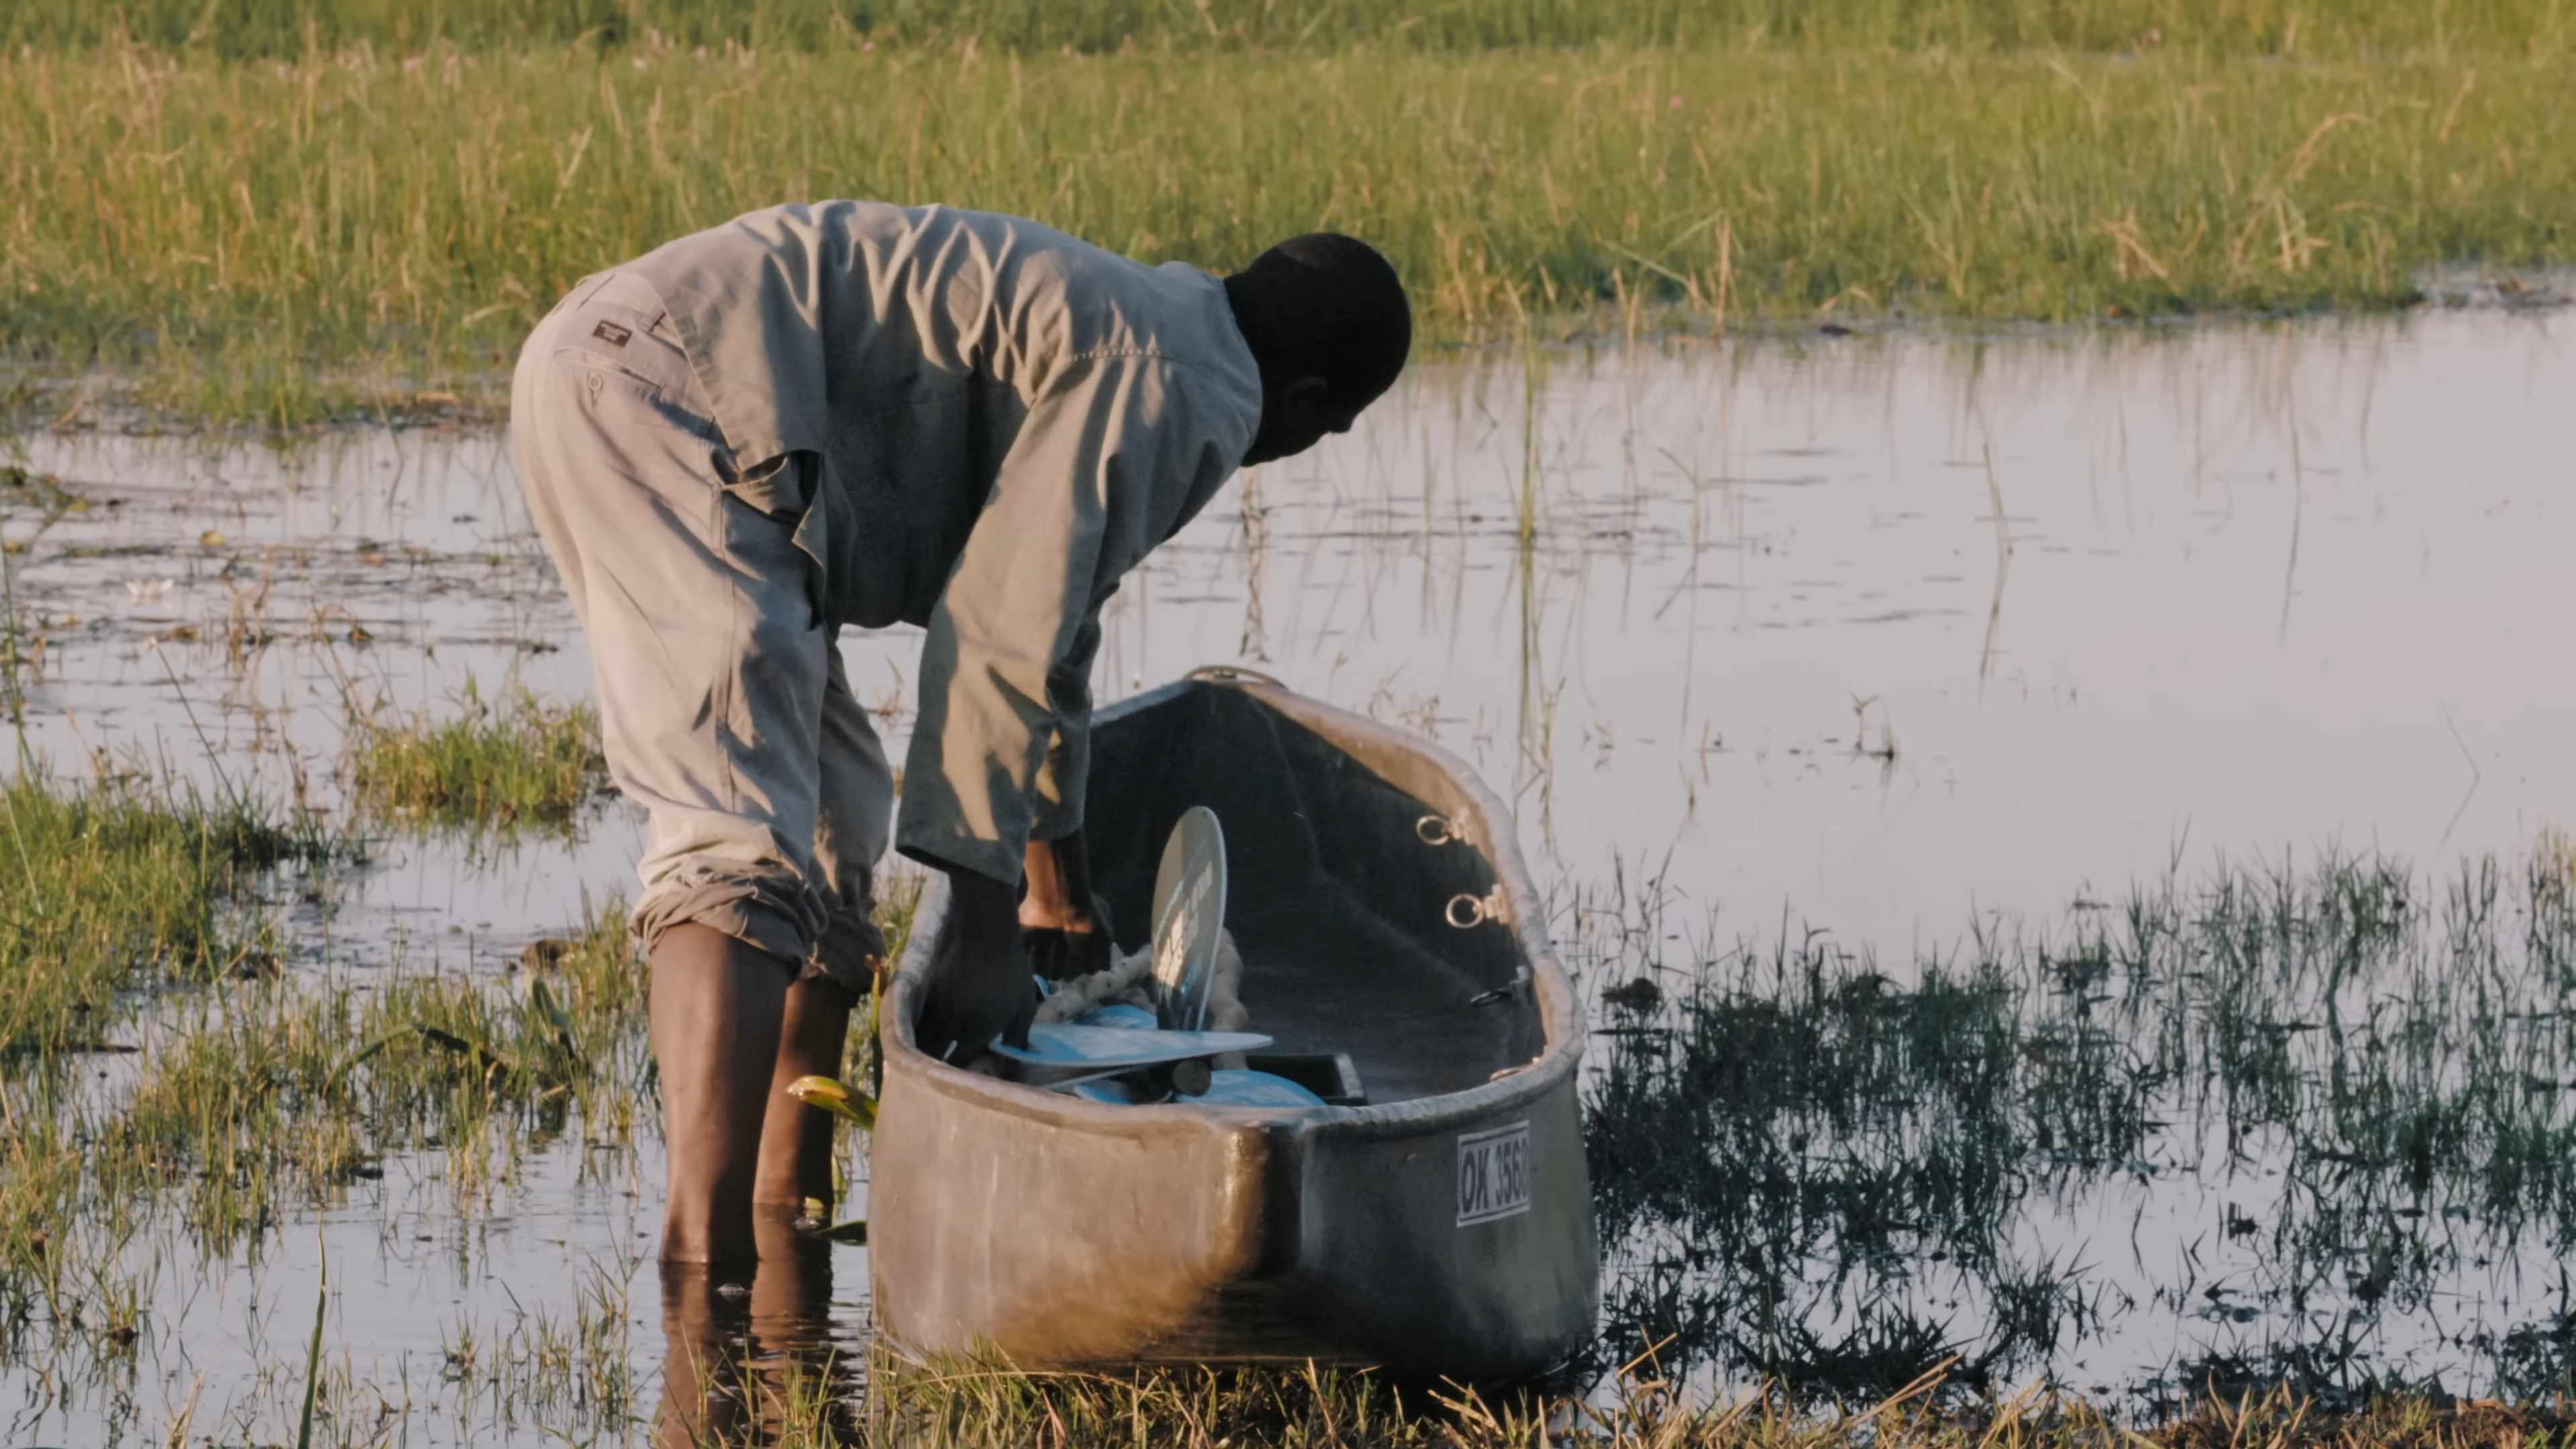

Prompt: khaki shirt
[625,201,1263,884]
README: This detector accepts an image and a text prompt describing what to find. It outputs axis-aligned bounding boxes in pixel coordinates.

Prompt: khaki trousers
[510,272,890,991]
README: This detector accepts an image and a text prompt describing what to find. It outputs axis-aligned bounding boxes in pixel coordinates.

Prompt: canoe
[871,672,1599,1381]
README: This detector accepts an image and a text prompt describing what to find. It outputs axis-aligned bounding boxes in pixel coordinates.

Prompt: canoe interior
[1081,683,1546,1106]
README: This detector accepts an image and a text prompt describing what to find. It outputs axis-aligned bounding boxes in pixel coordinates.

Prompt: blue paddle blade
[1148,806,1228,1032]
[1065,1069,1329,1109]
[988,1022,1273,1069]
[1193,1069,1330,1108]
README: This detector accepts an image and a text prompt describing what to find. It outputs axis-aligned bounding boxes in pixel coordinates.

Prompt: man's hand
[1021,833,1114,981]
[915,869,1036,1063]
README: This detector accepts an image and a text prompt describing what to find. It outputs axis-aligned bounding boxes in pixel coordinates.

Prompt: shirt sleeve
[896,353,1242,883]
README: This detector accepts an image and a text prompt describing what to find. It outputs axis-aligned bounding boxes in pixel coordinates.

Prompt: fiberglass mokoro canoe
[871,672,1599,1381]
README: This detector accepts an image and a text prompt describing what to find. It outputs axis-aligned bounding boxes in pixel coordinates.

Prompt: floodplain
[7,1,2576,1442]
[4,303,2574,1442]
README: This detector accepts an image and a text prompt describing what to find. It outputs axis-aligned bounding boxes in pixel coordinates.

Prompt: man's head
[1224,234,1411,466]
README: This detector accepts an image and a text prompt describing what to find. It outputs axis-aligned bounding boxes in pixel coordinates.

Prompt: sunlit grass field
[6,0,2573,58]
[1,5,2571,423]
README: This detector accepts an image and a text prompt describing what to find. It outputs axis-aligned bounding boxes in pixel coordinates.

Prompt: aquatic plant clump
[98,899,653,1254]
[0,767,305,1060]
[347,688,608,831]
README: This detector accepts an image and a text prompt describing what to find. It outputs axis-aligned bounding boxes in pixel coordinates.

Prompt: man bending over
[510,201,1411,1263]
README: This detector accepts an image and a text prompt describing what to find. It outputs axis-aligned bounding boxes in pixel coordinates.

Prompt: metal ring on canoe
[1416,812,1473,847]
[1445,886,1513,928]
[1185,664,1287,689]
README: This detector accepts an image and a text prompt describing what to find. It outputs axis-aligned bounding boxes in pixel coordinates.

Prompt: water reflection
[655,1216,855,1447]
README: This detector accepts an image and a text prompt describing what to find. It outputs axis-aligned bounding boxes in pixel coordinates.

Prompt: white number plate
[1455,1121,1533,1226]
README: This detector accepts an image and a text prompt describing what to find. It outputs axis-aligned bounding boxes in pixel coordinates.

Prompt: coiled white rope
[1032,928,1252,1068]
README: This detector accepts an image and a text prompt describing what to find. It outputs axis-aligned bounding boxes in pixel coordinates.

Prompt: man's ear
[1280,374,1333,417]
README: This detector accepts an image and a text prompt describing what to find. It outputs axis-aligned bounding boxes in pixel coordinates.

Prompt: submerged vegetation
[347,684,607,832]
[1581,845,2576,1407]
[1,2,2572,423]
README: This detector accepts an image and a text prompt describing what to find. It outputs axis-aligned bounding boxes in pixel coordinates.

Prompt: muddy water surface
[4,309,2573,1440]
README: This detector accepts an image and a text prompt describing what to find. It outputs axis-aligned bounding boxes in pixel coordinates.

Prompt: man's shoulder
[625,201,1254,396]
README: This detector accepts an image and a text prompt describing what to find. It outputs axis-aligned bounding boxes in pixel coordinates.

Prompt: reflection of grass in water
[347,686,606,834]
[1580,846,2576,1404]
[5,34,2573,423]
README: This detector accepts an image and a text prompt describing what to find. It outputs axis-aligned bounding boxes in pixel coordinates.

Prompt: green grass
[1,35,2571,425]
[0,760,322,1354]
[0,766,311,1061]
[5,0,2574,60]
[843,1350,2576,1448]
[347,686,607,833]
[1,857,922,1347]
[97,897,651,1253]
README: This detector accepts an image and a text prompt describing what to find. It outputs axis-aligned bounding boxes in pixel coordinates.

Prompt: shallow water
[4,307,2573,1439]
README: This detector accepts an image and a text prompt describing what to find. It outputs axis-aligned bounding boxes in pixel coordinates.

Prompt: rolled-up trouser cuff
[633,868,883,997]
[634,867,825,972]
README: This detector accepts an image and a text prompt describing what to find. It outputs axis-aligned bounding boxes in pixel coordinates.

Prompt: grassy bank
[2,37,2571,423]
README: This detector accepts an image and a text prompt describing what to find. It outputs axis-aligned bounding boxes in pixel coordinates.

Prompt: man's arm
[906,354,1239,1059]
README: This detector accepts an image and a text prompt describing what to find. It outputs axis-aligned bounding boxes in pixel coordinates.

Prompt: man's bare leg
[651,923,790,1264]
[751,975,857,1210]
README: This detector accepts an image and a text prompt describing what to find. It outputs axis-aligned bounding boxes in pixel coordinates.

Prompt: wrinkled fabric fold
[511,271,894,996]
[624,202,1261,882]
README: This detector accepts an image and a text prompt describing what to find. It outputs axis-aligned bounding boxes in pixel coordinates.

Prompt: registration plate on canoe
[1456,1122,1533,1226]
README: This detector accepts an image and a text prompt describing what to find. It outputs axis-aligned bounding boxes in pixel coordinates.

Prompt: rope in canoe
[1032,928,1253,1069]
